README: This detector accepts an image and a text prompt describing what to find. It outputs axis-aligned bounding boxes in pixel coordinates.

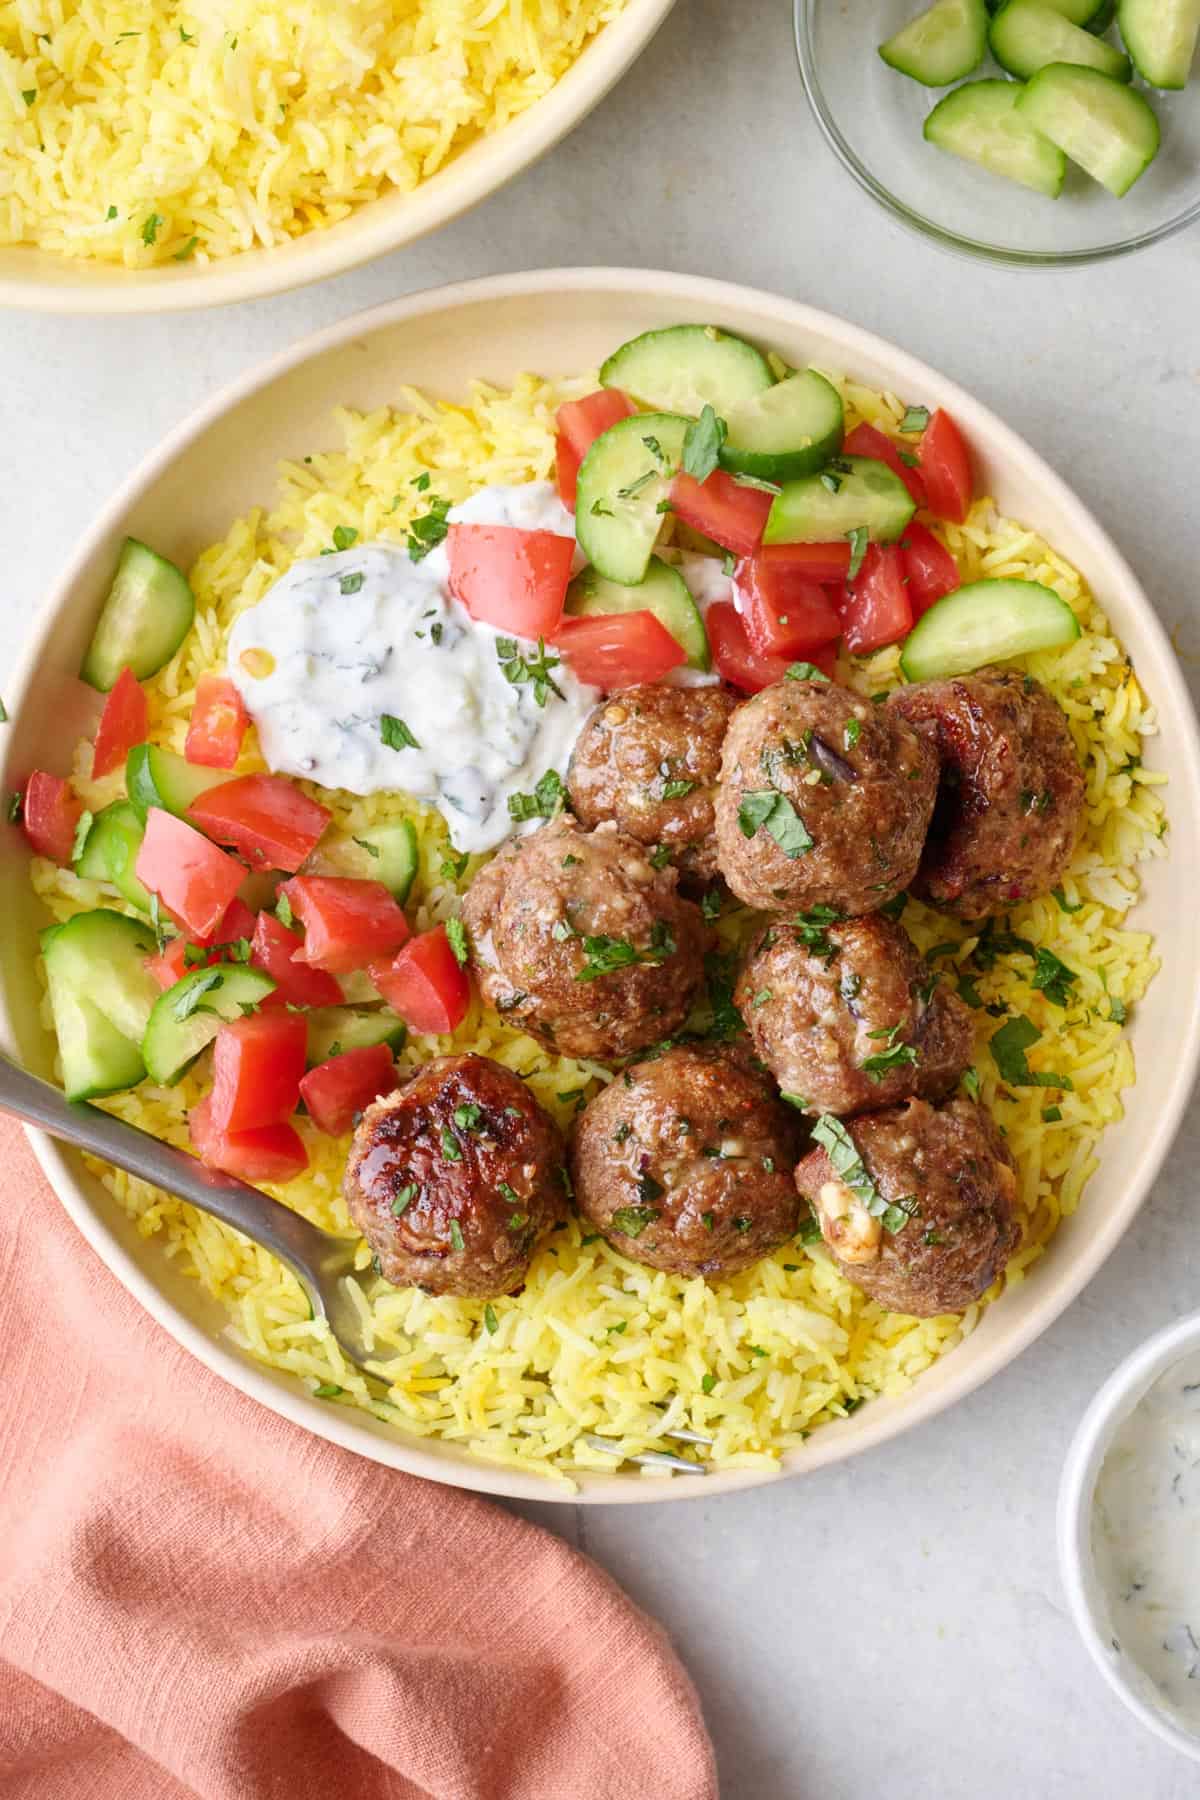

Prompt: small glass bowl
[793,0,1200,266]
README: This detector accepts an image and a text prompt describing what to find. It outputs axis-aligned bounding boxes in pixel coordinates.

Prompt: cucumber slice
[1117,0,1200,86]
[600,325,773,419]
[989,0,1111,23]
[305,1006,407,1067]
[42,908,161,1050]
[575,413,690,586]
[565,558,710,672]
[126,742,229,823]
[78,801,153,913]
[764,457,916,547]
[1016,63,1160,195]
[879,0,989,83]
[304,819,419,902]
[80,539,195,693]
[924,79,1068,195]
[142,963,277,1086]
[719,371,845,485]
[899,578,1081,680]
[42,979,146,1101]
[990,3,1131,79]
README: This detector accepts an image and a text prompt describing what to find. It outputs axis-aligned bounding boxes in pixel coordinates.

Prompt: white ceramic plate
[3,270,1198,1503]
[0,3,674,315]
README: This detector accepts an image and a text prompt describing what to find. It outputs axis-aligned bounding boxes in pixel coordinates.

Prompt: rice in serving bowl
[28,371,1166,1491]
[0,0,630,269]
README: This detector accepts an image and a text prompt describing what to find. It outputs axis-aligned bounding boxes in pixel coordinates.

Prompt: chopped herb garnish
[1030,947,1077,1009]
[1052,886,1084,914]
[496,636,564,707]
[732,473,782,495]
[391,1183,417,1217]
[785,662,831,684]
[557,1088,588,1113]
[453,1102,482,1133]
[339,571,364,595]
[172,968,224,1020]
[962,1066,981,1101]
[957,973,984,1009]
[681,404,727,483]
[703,948,745,1042]
[274,890,294,930]
[700,887,722,922]
[1042,1106,1062,1123]
[613,1122,632,1144]
[507,768,564,823]
[172,236,199,262]
[989,1014,1072,1090]
[70,809,94,866]
[6,789,22,824]
[352,836,380,860]
[878,891,908,923]
[406,495,451,561]
[660,776,695,801]
[812,1113,909,1234]
[649,844,673,870]
[897,451,919,468]
[445,917,469,967]
[329,525,358,553]
[440,1126,463,1161]
[448,1219,465,1252]
[900,406,930,434]
[575,924,675,983]
[820,471,842,494]
[780,1093,811,1111]
[701,1372,717,1394]
[380,713,420,752]
[797,1209,822,1244]
[441,850,469,881]
[483,1303,499,1335]
[736,789,813,859]
[861,1040,918,1081]
[845,527,869,583]
[844,718,862,752]
[140,212,163,245]
[1109,997,1128,1025]
[612,1205,658,1239]
[313,1383,343,1399]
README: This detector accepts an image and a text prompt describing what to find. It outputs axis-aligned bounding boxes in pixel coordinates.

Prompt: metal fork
[0,1054,378,1371]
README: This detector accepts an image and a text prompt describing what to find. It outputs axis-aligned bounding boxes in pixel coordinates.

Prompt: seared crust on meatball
[343,1054,564,1298]
[461,817,707,1061]
[714,678,938,914]
[571,1043,802,1278]
[567,683,739,883]
[887,668,1084,921]
[735,913,974,1118]
[795,1097,1019,1317]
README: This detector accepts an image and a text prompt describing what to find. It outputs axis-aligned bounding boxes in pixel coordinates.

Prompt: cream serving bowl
[2,268,1198,1502]
[0,2,674,315]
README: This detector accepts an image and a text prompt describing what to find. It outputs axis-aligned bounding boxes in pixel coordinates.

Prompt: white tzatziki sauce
[1092,1349,1200,1728]
[227,482,598,855]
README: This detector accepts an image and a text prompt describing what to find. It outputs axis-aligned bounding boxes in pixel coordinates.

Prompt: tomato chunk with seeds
[299,1043,398,1137]
[555,389,635,509]
[369,925,470,1036]
[21,772,84,865]
[554,610,685,690]
[919,410,972,524]
[185,675,249,770]
[707,602,835,694]
[189,1094,308,1185]
[669,469,772,558]
[188,774,330,874]
[836,546,913,655]
[735,553,842,658]
[209,1009,308,1133]
[92,667,148,780]
[447,525,574,641]
[843,422,927,508]
[135,808,245,941]
[900,522,961,618]
[279,876,410,975]
[250,909,343,1007]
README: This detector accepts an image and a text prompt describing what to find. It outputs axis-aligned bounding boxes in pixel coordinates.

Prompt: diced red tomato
[554,611,686,691]
[843,421,927,507]
[555,389,636,508]
[145,898,260,990]
[20,772,83,865]
[918,410,972,523]
[707,602,836,694]
[189,1093,308,1185]
[134,808,246,941]
[369,925,470,1037]
[669,470,772,559]
[299,1043,398,1137]
[188,774,330,874]
[837,546,913,656]
[185,675,249,770]
[279,876,410,975]
[92,667,148,780]
[250,909,343,1007]
[754,542,853,585]
[900,521,961,618]
[146,936,188,990]
[735,553,842,659]
[446,524,575,641]
[208,1010,308,1133]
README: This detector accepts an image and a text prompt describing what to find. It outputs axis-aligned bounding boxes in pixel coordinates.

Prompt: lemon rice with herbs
[29,369,1166,1489]
[0,1,629,268]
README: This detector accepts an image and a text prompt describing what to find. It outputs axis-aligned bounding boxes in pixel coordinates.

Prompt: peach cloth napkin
[0,1117,717,1800]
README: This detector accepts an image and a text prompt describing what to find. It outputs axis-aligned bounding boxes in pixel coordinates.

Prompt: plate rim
[7,265,1200,1504]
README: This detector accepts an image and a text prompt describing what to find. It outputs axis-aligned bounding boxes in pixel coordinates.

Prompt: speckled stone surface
[3,2,1199,1790]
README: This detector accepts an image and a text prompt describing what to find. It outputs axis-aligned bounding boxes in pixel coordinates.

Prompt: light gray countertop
[3,2,1199,1792]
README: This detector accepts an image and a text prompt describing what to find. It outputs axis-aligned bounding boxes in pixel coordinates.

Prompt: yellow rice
[29,369,1166,1489]
[0,0,628,267]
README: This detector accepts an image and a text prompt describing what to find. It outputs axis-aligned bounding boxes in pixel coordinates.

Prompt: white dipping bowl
[1059,1311,1200,1764]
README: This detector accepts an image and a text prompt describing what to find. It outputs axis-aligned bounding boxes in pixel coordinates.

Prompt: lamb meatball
[571,1043,802,1278]
[343,1054,564,1298]
[461,817,707,1061]
[887,668,1084,921]
[735,913,973,1118]
[567,683,739,882]
[714,677,938,914]
[794,1097,1019,1317]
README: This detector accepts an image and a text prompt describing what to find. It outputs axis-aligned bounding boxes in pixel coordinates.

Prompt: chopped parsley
[274,890,294,930]
[483,1304,499,1335]
[649,844,673,870]
[1109,997,1128,1025]
[660,776,695,801]
[339,570,364,596]
[496,636,564,707]
[172,968,224,1020]
[1030,947,1078,1009]
[703,948,745,1041]
[962,1065,981,1101]
[391,1183,417,1217]
[313,1383,343,1399]
[878,891,908,923]
[406,496,451,561]
[556,1088,588,1114]
[860,1039,918,1082]
[448,1219,465,1252]
[844,718,862,752]
[681,404,727,483]
[441,850,469,881]
[575,922,675,983]
[141,212,163,245]
[70,809,94,866]
[736,788,813,860]
[352,836,380,859]
[989,1014,1073,1090]
[1052,886,1084,914]
[900,405,930,435]
[331,524,358,553]
[440,1126,463,1162]
[701,1373,717,1394]
[380,713,420,752]
[700,887,723,922]
[507,768,564,823]
[732,474,782,495]
[6,790,22,825]
[445,917,469,967]
[845,526,869,583]
[785,662,831,684]
[453,1102,482,1133]
[612,1205,658,1239]
[793,904,841,962]
[781,1093,811,1111]
[812,1113,912,1234]
[1042,1106,1062,1123]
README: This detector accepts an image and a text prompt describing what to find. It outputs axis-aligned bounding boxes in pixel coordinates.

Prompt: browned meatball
[343,1054,564,1298]
[735,913,974,1117]
[887,668,1084,921]
[461,816,707,1061]
[567,683,739,883]
[713,677,937,914]
[571,1043,802,1277]
[794,1097,1019,1317]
